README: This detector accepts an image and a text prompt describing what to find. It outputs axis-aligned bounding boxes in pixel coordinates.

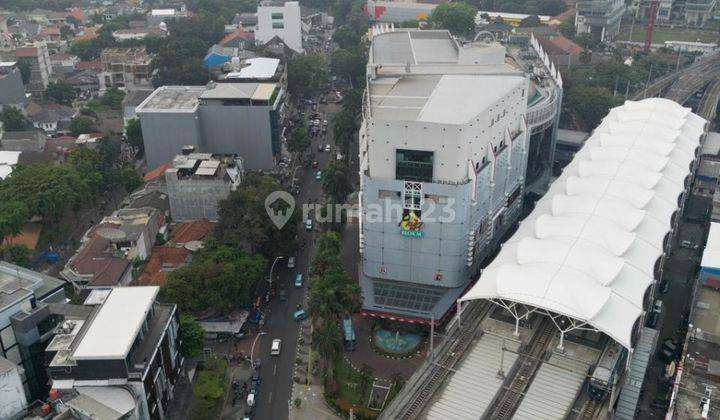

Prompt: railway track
[485,319,555,420]
[697,78,720,121]
[389,300,494,420]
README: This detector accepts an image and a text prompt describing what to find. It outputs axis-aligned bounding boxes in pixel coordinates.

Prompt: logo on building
[400,210,424,237]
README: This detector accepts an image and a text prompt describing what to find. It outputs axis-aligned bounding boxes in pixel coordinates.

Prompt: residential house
[147,8,187,26]
[47,287,183,420]
[112,26,166,42]
[62,207,164,288]
[63,69,100,96]
[13,42,52,96]
[0,150,20,180]
[25,103,75,134]
[0,262,66,401]
[49,52,79,74]
[232,12,258,31]
[137,219,215,286]
[218,27,255,49]
[0,61,27,110]
[37,26,62,48]
[217,56,285,84]
[203,44,238,70]
[99,47,153,91]
[0,130,47,152]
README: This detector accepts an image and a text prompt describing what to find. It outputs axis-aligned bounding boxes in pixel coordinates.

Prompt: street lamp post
[268,256,284,286]
[251,331,267,366]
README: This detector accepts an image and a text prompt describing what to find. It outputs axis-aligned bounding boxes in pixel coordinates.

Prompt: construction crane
[644,0,660,52]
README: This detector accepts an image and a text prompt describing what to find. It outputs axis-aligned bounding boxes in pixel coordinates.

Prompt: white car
[271,339,282,356]
[305,219,313,230]
[287,257,296,269]
[324,144,331,152]
[653,299,663,314]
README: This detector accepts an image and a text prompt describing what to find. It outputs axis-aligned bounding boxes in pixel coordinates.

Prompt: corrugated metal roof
[426,333,521,419]
[514,352,591,420]
[614,327,659,420]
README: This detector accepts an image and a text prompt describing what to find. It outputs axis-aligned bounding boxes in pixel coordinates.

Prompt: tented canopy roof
[461,98,706,350]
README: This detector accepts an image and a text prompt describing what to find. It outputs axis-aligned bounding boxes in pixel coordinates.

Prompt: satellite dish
[96,227,127,241]
[474,30,496,44]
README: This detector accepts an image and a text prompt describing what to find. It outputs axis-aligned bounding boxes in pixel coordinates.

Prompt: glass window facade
[272,22,285,29]
[373,280,445,313]
[271,12,284,19]
[396,149,433,182]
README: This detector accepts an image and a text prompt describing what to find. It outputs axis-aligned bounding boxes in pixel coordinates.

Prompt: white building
[255,1,303,53]
[0,357,26,420]
[359,28,530,321]
[575,0,626,42]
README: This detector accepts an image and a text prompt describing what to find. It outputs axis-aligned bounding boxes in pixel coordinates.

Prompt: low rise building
[13,42,52,96]
[62,207,164,288]
[684,0,717,26]
[147,8,187,26]
[255,1,303,53]
[166,152,243,221]
[99,47,153,91]
[575,0,626,42]
[49,53,80,74]
[47,286,183,420]
[122,88,154,128]
[136,82,285,170]
[218,27,255,49]
[0,130,47,152]
[25,103,75,134]
[0,61,27,109]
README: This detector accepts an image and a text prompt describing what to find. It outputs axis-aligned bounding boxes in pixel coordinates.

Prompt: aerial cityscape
[0,0,719,419]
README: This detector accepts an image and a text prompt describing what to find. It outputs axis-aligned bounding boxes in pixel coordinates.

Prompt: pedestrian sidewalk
[289,384,341,420]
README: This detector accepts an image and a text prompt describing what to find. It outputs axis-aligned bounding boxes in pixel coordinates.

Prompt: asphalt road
[252,102,338,420]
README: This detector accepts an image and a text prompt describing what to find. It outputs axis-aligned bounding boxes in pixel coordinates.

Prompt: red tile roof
[15,47,38,58]
[76,60,101,71]
[538,35,584,57]
[71,235,131,287]
[219,28,255,47]
[67,9,85,23]
[137,246,190,286]
[551,8,576,24]
[40,26,61,36]
[143,163,171,182]
[170,220,215,245]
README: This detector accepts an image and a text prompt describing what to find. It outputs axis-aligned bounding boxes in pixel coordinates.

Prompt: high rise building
[359,28,544,322]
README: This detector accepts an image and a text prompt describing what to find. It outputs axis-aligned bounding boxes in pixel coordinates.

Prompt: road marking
[268,392,273,403]
[273,364,277,376]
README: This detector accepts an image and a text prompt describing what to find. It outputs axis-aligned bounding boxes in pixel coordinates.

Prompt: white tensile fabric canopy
[460,98,706,350]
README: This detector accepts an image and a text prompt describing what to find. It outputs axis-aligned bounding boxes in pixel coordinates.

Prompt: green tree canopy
[46,82,76,105]
[125,118,144,157]
[287,126,311,154]
[101,87,125,110]
[519,15,541,27]
[288,54,326,101]
[0,201,30,245]
[0,107,28,131]
[333,25,360,49]
[69,116,96,136]
[216,174,298,258]
[322,161,353,204]
[160,241,266,313]
[429,2,478,37]
[179,315,205,357]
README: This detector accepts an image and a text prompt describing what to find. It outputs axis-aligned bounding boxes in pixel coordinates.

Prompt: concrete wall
[198,103,275,170]
[0,68,26,108]
[166,170,233,221]
[0,359,26,420]
[140,111,201,169]
[255,2,303,53]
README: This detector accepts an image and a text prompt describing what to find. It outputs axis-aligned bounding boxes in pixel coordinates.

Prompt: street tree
[287,126,311,154]
[333,108,358,154]
[333,25,360,49]
[429,2,478,37]
[322,161,352,204]
[0,107,28,131]
[287,54,326,101]
[216,174,298,258]
[179,315,205,357]
[101,87,125,110]
[46,82,76,105]
[312,321,343,379]
[330,48,364,86]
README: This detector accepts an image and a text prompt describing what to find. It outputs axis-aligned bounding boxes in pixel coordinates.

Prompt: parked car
[312,161,319,169]
[324,144,331,152]
[287,257,296,269]
[293,309,308,321]
[659,280,670,294]
[279,289,287,302]
[653,299,663,314]
[295,274,303,287]
[645,311,659,328]
[305,219,313,230]
[315,171,322,180]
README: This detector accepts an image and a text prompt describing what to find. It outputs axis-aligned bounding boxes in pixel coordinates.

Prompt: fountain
[373,328,423,356]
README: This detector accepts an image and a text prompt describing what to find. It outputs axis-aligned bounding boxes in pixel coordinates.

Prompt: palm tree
[313,321,343,380]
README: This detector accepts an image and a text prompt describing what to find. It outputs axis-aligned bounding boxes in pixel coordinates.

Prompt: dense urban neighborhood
[0,0,720,419]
